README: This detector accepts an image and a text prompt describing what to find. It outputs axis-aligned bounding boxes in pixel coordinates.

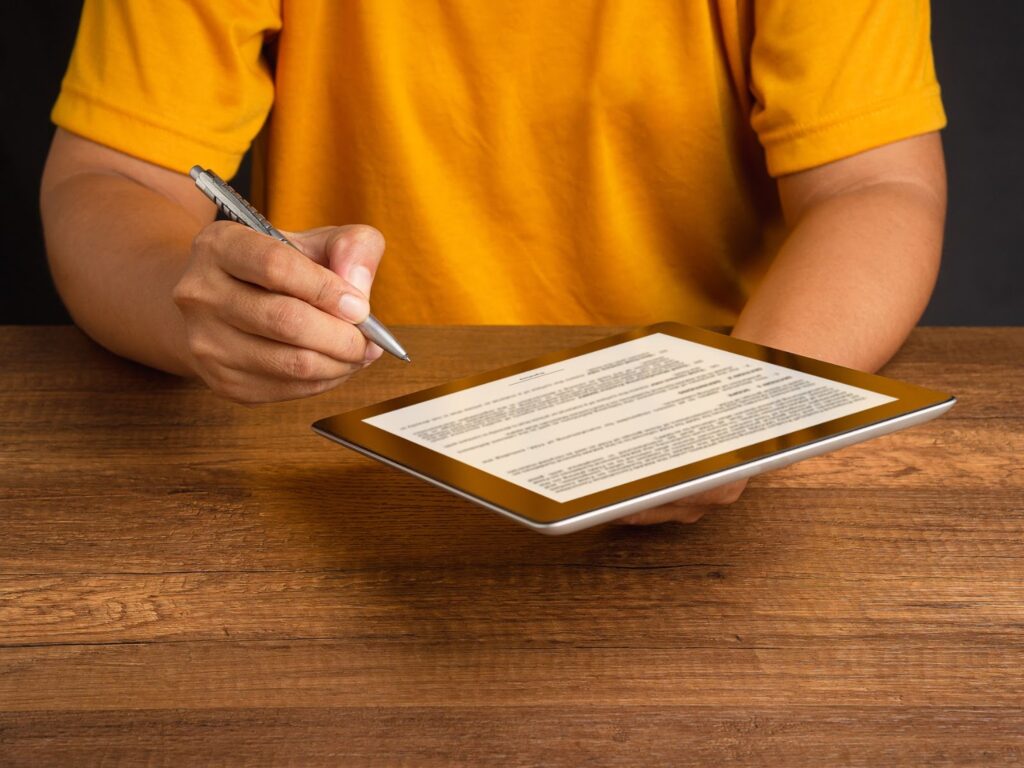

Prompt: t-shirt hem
[51,85,246,178]
[761,87,948,177]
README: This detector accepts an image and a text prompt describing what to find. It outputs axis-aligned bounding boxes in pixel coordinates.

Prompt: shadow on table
[262,461,760,648]
[266,461,715,562]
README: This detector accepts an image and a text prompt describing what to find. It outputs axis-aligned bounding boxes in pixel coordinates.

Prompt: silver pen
[189,165,410,363]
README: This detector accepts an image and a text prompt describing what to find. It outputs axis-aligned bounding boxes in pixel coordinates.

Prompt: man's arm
[732,132,946,372]
[41,129,214,375]
[618,132,946,525]
[41,129,386,402]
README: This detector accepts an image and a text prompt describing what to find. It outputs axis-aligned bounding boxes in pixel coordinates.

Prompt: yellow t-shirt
[53,1,945,326]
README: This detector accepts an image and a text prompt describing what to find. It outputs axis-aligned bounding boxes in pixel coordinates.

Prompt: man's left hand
[614,479,748,525]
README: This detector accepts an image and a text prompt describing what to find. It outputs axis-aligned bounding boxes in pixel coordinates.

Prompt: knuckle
[716,483,745,505]
[219,382,254,405]
[307,378,343,397]
[205,368,233,393]
[206,367,261,405]
[721,490,743,505]
[350,224,385,248]
[313,272,342,308]
[185,330,217,364]
[189,226,213,258]
[344,224,386,256]
[191,220,229,257]
[267,301,303,339]
[173,267,217,309]
[201,368,242,402]
[337,327,366,362]
[259,243,292,288]
[284,349,321,380]
[171,277,198,307]
[664,503,698,523]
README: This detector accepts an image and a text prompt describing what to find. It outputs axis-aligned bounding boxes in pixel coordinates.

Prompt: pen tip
[401,354,412,363]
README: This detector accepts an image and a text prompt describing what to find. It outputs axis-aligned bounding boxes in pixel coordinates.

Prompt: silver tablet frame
[315,399,953,535]
[313,323,956,535]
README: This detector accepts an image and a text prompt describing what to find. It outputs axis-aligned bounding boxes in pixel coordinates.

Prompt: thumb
[286,224,385,298]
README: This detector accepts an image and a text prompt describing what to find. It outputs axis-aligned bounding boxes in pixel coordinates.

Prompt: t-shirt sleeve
[52,0,281,178]
[748,1,946,177]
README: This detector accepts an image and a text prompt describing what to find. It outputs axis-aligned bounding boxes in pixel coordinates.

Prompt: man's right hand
[172,221,387,404]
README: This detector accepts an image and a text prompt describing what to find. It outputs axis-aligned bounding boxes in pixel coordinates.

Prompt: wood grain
[2,707,1021,768]
[1,325,1022,766]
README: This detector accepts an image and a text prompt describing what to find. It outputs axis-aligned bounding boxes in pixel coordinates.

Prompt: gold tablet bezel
[313,323,953,525]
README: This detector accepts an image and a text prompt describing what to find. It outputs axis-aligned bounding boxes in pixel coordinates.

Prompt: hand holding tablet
[314,323,955,534]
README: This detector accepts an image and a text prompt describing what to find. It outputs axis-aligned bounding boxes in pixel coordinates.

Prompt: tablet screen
[364,333,896,503]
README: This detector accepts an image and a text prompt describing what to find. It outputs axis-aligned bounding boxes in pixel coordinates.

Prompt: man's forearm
[732,179,945,374]
[42,171,203,376]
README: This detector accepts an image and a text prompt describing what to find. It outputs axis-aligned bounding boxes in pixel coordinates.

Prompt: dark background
[2,2,1021,325]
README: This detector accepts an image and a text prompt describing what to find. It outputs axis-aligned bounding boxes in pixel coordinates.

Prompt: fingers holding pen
[187,323,362,404]
[218,278,370,365]
[174,221,383,403]
[287,224,386,298]
[196,222,373,324]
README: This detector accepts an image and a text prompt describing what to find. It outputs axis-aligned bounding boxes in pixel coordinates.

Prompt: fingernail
[363,343,383,364]
[348,265,373,295]
[339,293,369,323]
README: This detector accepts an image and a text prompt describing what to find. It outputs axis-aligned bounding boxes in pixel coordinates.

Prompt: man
[41,1,947,524]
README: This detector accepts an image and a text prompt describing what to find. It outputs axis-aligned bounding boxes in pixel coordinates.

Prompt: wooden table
[1,326,1022,766]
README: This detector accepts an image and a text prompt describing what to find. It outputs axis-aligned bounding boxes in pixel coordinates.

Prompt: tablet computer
[313,323,955,535]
